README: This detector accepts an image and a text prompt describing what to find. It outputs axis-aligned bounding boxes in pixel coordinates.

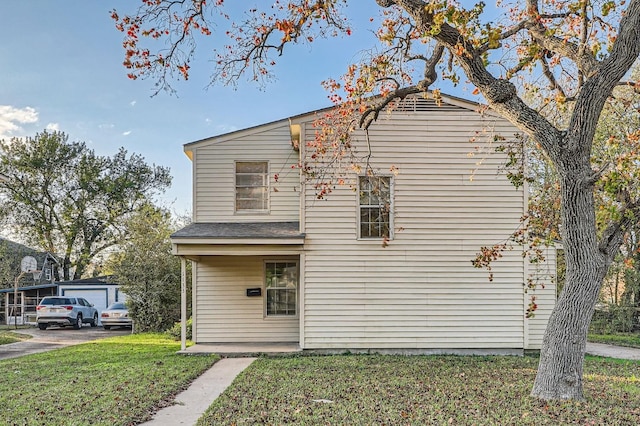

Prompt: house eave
[171,237,305,245]
[172,242,304,257]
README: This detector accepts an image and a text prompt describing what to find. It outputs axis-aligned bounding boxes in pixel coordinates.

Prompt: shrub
[590,304,638,334]
[166,317,192,341]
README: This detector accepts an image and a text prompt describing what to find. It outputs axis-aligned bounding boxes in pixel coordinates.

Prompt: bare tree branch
[540,55,569,101]
[378,0,564,160]
[360,43,444,129]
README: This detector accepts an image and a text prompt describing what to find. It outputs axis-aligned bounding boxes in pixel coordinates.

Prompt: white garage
[58,277,124,325]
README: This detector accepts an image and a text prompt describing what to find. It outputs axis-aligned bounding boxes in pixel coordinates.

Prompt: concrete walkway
[140,357,256,426]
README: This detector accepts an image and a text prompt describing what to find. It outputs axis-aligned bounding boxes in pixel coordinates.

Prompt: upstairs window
[359,175,392,239]
[235,161,269,212]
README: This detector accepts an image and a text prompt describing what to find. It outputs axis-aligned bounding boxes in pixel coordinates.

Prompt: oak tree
[112,0,640,400]
[522,71,640,328]
[0,130,171,280]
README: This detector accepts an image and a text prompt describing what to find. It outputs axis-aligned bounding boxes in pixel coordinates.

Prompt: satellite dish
[20,256,37,273]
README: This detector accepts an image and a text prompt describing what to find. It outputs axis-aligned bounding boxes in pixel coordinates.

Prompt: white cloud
[0,105,39,141]
[98,123,115,130]
[45,122,60,132]
[122,130,132,136]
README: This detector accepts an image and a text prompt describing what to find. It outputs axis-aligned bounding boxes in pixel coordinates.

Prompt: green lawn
[200,355,640,425]
[588,332,640,348]
[2,334,639,425]
[0,330,31,345]
[0,333,218,426]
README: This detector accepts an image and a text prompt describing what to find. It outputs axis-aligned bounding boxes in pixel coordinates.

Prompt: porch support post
[181,257,187,351]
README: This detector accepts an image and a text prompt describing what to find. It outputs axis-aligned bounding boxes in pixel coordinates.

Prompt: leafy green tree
[0,130,171,280]
[112,0,640,400]
[109,204,182,332]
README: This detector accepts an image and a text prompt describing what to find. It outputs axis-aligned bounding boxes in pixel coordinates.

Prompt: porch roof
[170,222,305,256]
[172,221,304,240]
[0,283,57,294]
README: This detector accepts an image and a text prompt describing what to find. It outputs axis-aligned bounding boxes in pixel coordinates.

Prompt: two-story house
[0,237,59,286]
[171,93,556,354]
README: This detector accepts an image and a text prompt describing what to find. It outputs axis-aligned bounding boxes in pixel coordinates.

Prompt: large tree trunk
[531,172,610,400]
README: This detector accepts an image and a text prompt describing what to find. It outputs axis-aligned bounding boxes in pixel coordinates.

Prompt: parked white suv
[36,296,99,330]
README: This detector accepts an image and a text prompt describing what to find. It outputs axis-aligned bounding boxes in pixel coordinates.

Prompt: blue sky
[0,1,469,214]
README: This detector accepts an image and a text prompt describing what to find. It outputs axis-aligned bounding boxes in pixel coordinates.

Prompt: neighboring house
[0,237,60,324]
[0,276,123,325]
[0,237,59,287]
[171,94,557,353]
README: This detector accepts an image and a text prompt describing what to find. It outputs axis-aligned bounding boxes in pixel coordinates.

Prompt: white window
[235,161,269,212]
[359,175,392,239]
[265,261,297,316]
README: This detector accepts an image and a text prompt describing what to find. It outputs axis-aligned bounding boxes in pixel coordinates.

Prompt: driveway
[0,325,131,360]
[586,342,640,360]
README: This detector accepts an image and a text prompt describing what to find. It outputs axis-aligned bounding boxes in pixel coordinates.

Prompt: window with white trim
[265,261,297,316]
[359,175,392,239]
[235,161,269,212]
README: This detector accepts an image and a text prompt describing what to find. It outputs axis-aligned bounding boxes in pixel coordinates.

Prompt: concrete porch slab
[179,342,302,357]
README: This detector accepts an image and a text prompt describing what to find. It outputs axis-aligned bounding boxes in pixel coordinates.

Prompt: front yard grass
[200,355,640,425]
[2,333,639,425]
[0,333,217,425]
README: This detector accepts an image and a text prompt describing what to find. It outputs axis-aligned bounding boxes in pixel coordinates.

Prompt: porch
[171,221,305,351]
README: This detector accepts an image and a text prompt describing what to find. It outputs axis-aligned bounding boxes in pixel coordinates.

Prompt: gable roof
[0,236,35,253]
[0,237,59,267]
[182,92,486,158]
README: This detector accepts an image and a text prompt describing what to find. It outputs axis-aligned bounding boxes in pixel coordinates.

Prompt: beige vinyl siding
[194,256,299,343]
[525,247,557,349]
[300,100,529,349]
[191,121,300,222]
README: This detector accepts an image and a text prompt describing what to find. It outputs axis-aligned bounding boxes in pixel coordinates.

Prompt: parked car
[101,302,132,330]
[36,296,99,330]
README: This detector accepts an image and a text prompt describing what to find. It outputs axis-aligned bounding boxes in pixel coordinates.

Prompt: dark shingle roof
[171,222,304,240]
